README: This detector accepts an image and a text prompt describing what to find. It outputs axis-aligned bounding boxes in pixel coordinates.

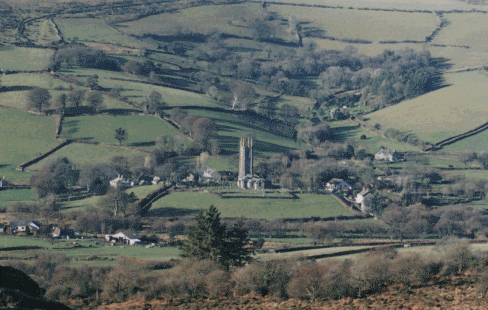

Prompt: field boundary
[16,140,73,171]
[426,119,488,151]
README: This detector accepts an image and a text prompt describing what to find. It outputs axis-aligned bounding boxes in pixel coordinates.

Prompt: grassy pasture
[270,6,436,42]
[365,71,488,143]
[0,236,52,248]
[1,73,70,89]
[60,68,146,81]
[186,109,303,156]
[257,245,372,259]
[329,120,421,152]
[64,114,188,150]
[54,18,154,49]
[0,88,130,111]
[443,129,488,152]
[119,3,270,38]
[432,13,488,52]
[95,78,219,107]
[0,46,53,70]
[27,143,147,172]
[0,189,36,208]
[148,191,352,220]
[27,19,60,46]
[305,38,425,55]
[428,45,488,72]
[267,0,485,11]
[0,107,58,181]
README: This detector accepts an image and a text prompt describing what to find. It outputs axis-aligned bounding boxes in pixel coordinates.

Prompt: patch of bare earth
[93,276,488,310]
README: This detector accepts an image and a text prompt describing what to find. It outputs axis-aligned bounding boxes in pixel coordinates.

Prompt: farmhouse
[109,175,131,188]
[9,220,40,234]
[375,147,401,162]
[105,231,141,245]
[326,178,352,192]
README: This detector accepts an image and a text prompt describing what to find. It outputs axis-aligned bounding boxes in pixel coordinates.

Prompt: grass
[0,108,58,182]
[266,0,485,11]
[329,120,421,152]
[270,5,436,42]
[127,184,163,200]
[442,129,488,152]
[54,18,154,49]
[0,88,130,111]
[119,3,267,38]
[365,71,488,143]
[1,73,71,89]
[0,236,52,248]
[0,46,54,70]
[27,143,147,172]
[186,109,304,157]
[0,189,36,204]
[60,68,146,81]
[27,19,60,46]
[257,245,373,259]
[148,192,352,220]
[96,78,219,107]
[64,114,189,150]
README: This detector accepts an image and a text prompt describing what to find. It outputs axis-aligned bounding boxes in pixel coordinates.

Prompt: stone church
[237,137,267,190]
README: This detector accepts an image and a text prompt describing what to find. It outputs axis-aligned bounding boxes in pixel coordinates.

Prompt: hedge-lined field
[186,109,304,157]
[265,0,485,11]
[96,78,219,108]
[0,46,53,70]
[329,120,421,152]
[119,3,268,38]
[65,114,188,150]
[54,18,154,49]
[27,143,147,171]
[270,5,436,42]
[148,192,352,220]
[0,108,58,181]
[365,71,488,143]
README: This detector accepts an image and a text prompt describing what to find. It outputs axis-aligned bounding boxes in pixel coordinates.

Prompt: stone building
[237,137,267,190]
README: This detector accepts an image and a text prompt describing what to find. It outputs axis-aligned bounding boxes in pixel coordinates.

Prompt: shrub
[232,260,296,298]
[360,134,367,140]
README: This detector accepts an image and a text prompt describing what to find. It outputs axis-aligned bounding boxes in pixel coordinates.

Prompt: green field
[329,120,421,152]
[0,236,52,248]
[267,0,485,11]
[65,114,188,149]
[0,89,130,111]
[119,3,270,38]
[0,46,54,70]
[0,189,36,207]
[187,109,304,156]
[28,143,147,172]
[54,18,154,49]
[1,73,71,89]
[96,78,219,107]
[365,71,488,143]
[433,13,488,52]
[148,192,352,220]
[270,6,436,42]
[0,108,58,182]
[443,129,488,152]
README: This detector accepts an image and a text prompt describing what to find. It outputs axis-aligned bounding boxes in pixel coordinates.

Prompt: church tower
[238,137,253,178]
